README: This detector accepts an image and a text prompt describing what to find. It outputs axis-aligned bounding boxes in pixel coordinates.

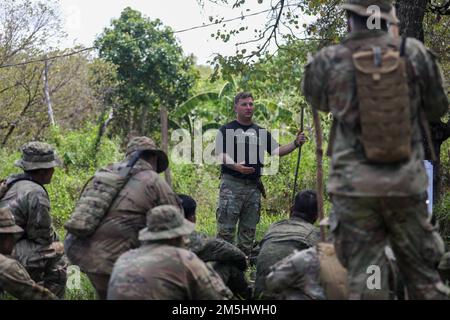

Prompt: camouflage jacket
[65,159,181,274]
[0,174,61,268]
[265,247,326,300]
[303,30,448,196]
[107,243,232,300]
[0,174,56,245]
[254,217,319,298]
[0,254,57,300]
[188,231,247,271]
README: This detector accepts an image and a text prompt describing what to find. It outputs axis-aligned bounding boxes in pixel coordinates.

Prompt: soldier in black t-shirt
[214,92,306,256]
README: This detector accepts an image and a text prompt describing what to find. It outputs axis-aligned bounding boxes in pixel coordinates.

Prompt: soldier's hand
[294,131,307,147]
[50,241,65,255]
[233,163,255,175]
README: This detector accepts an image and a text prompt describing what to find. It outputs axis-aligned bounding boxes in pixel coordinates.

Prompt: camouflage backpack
[347,37,412,163]
[64,152,146,238]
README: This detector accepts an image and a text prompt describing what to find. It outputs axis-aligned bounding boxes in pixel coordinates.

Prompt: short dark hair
[234,92,253,106]
[140,150,157,161]
[178,194,197,219]
[24,168,52,175]
[292,190,318,224]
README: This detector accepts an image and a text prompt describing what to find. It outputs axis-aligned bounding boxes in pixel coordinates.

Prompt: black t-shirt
[215,120,279,180]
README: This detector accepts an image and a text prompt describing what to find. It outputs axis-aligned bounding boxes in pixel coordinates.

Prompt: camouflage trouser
[331,194,449,300]
[216,174,261,256]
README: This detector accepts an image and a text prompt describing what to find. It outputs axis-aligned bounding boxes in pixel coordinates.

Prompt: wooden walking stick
[312,107,326,242]
[292,106,305,203]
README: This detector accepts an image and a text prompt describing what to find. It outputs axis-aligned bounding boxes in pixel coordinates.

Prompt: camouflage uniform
[216,174,261,255]
[303,0,449,299]
[265,242,411,300]
[107,205,232,300]
[65,136,180,299]
[215,117,281,256]
[0,254,58,300]
[254,217,319,299]
[0,142,67,298]
[0,207,57,300]
[265,247,326,300]
[188,231,250,299]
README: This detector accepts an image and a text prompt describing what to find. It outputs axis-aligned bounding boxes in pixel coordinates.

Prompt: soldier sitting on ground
[254,190,320,299]
[264,215,431,300]
[107,205,233,300]
[0,142,67,298]
[179,194,251,299]
[64,136,181,300]
[0,207,57,300]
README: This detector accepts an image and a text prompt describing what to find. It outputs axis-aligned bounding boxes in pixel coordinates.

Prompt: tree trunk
[395,0,428,41]
[160,105,172,187]
[139,105,148,135]
[43,59,55,126]
[396,0,450,204]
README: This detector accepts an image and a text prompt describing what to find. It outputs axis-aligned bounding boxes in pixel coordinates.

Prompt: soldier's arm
[214,128,256,174]
[0,258,58,300]
[408,38,449,122]
[24,191,54,244]
[302,49,332,112]
[185,253,233,300]
[195,237,247,271]
[152,176,182,209]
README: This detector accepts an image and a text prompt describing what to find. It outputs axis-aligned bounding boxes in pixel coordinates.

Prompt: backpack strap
[0,175,48,200]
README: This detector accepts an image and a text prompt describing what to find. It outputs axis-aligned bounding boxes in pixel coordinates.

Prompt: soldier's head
[291,190,318,224]
[178,194,197,224]
[342,0,398,33]
[234,92,254,123]
[125,136,169,173]
[15,141,62,185]
[138,205,195,247]
[0,207,24,255]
